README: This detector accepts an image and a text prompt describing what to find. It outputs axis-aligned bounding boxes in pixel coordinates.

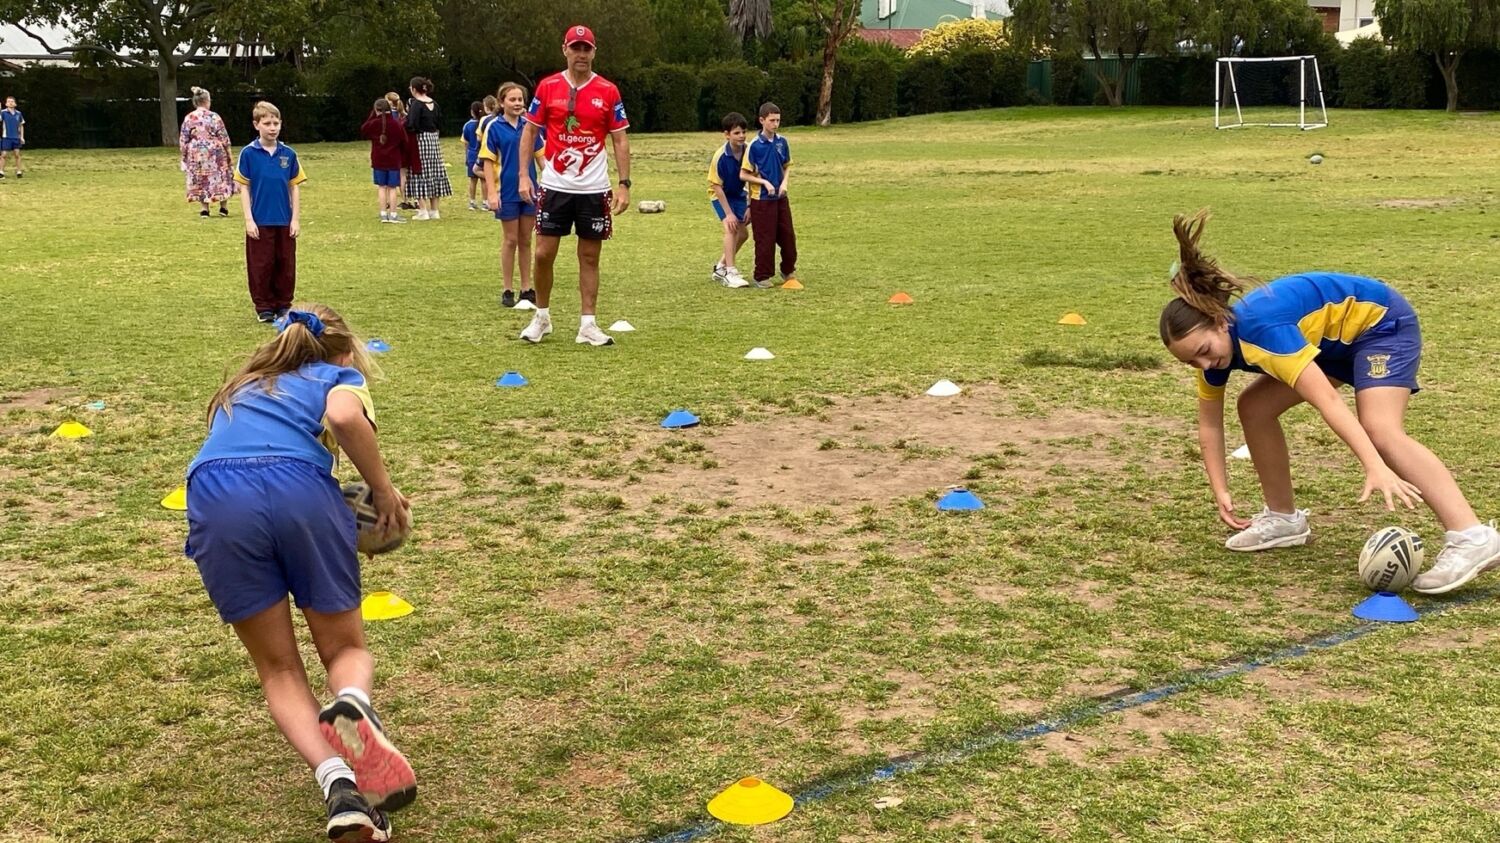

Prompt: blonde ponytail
[1159,209,1253,345]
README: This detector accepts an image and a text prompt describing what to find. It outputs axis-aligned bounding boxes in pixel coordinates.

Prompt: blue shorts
[712,198,748,222]
[496,200,537,222]
[373,168,401,187]
[0,138,19,152]
[1318,291,1422,392]
[185,457,360,623]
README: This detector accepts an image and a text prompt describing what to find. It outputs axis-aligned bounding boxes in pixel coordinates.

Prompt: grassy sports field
[3,106,1500,842]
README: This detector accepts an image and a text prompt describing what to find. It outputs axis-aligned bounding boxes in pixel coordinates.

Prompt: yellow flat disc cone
[707,777,794,826]
[888,292,914,304]
[362,591,414,621]
[160,485,188,511]
[781,279,804,290]
[52,421,94,439]
[1058,312,1087,326]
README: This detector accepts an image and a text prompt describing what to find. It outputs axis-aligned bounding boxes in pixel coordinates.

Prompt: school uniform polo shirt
[234,141,307,227]
[742,132,791,200]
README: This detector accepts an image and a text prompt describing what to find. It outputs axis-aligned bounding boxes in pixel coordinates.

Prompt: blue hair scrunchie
[275,310,326,338]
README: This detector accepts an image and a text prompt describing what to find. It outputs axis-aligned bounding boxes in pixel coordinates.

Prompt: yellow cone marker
[362,591,414,621]
[781,279,804,290]
[160,485,188,511]
[51,421,94,439]
[1058,312,1087,326]
[707,777,794,826]
[888,291,914,305]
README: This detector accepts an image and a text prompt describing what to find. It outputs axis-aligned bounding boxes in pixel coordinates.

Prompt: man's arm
[609,129,631,215]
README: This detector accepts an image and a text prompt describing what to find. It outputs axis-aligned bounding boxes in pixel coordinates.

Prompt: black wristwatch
[618,178,632,188]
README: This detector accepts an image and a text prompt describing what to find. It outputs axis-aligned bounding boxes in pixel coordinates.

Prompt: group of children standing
[707,102,798,289]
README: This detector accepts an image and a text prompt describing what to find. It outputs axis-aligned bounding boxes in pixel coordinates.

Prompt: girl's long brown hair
[207,303,374,425]
[1158,209,1253,345]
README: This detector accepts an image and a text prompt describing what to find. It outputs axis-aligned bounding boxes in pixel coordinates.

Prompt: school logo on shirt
[1366,354,1392,378]
[278,155,290,169]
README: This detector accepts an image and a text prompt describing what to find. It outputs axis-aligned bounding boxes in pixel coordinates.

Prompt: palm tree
[728,0,773,40]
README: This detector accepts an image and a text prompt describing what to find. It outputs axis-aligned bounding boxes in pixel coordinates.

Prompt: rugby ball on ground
[1358,526,1423,592]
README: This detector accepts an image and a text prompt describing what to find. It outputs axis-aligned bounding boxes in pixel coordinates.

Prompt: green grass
[4,107,1500,842]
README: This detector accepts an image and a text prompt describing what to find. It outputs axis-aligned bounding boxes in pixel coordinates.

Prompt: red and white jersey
[525,72,629,193]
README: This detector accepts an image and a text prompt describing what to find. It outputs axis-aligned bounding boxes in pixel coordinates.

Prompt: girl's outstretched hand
[1216,489,1251,530]
[1360,466,1422,511]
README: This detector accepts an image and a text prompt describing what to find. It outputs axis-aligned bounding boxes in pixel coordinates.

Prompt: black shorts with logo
[535,188,613,240]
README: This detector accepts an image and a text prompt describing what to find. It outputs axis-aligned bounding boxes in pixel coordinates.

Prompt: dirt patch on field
[563,387,1162,510]
[1378,198,1462,209]
[0,387,75,411]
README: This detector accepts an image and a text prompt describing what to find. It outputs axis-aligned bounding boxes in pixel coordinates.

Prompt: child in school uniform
[480,82,544,308]
[235,101,306,323]
[741,102,797,289]
[386,93,419,210]
[0,96,24,178]
[185,303,416,842]
[475,95,499,211]
[361,99,409,224]
[462,101,484,211]
[1160,209,1500,595]
[707,111,752,289]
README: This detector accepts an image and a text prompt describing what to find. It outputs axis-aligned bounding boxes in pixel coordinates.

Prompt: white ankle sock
[315,757,356,798]
[1460,524,1493,543]
[580,314,596,327]
[536,307,550,320]
[1268,509,1298,519]
[336,686,372,707]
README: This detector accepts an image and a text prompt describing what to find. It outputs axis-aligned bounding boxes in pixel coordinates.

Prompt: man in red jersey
[517,24,632,347]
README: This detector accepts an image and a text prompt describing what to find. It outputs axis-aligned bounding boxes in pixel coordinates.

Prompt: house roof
[857,28,926,50]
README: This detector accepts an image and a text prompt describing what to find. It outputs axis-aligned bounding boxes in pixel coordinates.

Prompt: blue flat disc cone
[496,371,528,387]
[937,488,984,511]
[366,339,391,353]
[1353,591,1419,623]
[662,409,700,429]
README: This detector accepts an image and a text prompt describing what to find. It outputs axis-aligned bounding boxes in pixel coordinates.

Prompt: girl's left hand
[1360,465,1423,511]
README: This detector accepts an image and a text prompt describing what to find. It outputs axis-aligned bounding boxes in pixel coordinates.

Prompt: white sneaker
[387,214,407,224]
[711,263,727,284]
[468,200,479,211]
[576,322,615,347]
[519,312,552,343]
[481,201,491,211]
[723,267,750,289]
[1225,508,1311,552]
[431,210,441,220]
[380,213,391,224]
[1412,522,1500,595]
[413,210,430,221]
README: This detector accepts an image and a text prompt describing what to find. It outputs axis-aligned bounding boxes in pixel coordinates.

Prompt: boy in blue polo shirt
[0,97,24,178]
[234,101,307,323]
[707,112,751,289]
[741,102,797,289]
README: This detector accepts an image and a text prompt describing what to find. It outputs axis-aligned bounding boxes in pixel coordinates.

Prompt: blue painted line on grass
[633,589,1495,843]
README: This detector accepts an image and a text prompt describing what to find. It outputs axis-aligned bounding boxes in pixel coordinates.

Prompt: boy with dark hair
[741,102,797,289]
[707,111,751,288]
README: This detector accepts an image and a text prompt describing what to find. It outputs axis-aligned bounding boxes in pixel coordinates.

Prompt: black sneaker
[13,172,19,179]
[257,311,276,323]
[520,289,537,305]
[324,778,382,842]
[501,289,516,308]
[0,172,6,179]
[219,205,229,217]
[200,209,210,219]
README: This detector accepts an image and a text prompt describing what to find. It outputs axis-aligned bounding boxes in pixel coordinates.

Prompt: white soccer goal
[1215,56,1328,130]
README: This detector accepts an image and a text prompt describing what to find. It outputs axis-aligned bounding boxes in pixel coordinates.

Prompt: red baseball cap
[564,25,596,47]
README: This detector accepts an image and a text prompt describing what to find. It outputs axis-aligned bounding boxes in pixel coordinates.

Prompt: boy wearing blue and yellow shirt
[1161,209,1499,596]
[0,96,24,178]
[235,101,307,323]
[741,102,797,289]
[707,112,751,289]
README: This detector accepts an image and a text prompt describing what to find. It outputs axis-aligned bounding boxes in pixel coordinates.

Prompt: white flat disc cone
[514,299,537,311]
[744,347,775,360]
[1231,444,1251,459]
[926,379,961,397]
[609,320,635,332]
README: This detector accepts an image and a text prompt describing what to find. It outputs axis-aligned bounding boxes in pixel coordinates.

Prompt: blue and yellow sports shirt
[0,108,22,139]
[188,362,374,478]
[1198,272,1394,400]
[478,116,544,205]
[234,141,307,227]
[707,141,747,202]
[741,132,790,200]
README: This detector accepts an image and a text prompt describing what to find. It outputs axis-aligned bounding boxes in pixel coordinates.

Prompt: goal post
[1215,56,1328,131]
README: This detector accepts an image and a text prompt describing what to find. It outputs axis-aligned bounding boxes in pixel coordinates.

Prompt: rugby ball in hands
[341,482,410,555]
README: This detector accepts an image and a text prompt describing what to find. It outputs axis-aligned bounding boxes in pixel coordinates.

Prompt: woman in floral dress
[180,86,236,218]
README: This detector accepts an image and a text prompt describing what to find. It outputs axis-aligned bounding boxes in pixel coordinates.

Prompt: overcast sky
[0,22,75,56]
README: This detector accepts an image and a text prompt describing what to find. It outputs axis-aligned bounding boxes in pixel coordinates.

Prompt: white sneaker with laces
[413,210,430,221]
[387,214,407,224]
[431,210,441,220]
[1225,508,1311,552]
[469,200,479,211]
[520,312,553,343]
[576,322,615,347]
[1412,522,1500,595]
[723,267,750,289]
[711,263,728,284]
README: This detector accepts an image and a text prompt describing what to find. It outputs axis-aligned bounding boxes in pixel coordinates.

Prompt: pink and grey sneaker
[319,695,417,813]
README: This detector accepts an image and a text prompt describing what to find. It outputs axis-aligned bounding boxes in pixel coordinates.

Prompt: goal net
[1215,56,1328,130]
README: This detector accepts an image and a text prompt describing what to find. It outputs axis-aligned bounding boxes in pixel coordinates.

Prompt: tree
[438,0,656,85]
[805,0,861,125]
[728,0,772,40]
[1196,0,1325,57]
[0,0,439,146]
[1375,0,1500,111]
[1012,0,1192,106]
[648,0,737,64]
